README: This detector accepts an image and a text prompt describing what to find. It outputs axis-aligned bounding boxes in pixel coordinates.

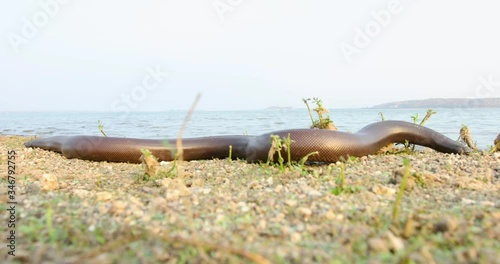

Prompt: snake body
[24,121,467,163]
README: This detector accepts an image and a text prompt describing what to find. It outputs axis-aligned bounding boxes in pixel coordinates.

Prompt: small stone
[298,207,312,217]
[165,190,180,201]
[285,199,298,207]
[41,173,59,191]
[215,214,225,223]
[433,217,459,233]
[110,200,127,215]
[392,169,416,190]
[367,237,390,253]
[266,177,273,185]
[290,232,302,242]
[480,201,495,207]
[461,198,476,205]
[72,189,91,198]
[386,231,405,252]
[92,254,112,264]
[96,191,113,201]
[258,219,266,229]
[307,189,322,197]
[238,202,250,213]
[159,161,170,166]
[140,151,159,176]
[324,210,336,220]
[274,213,285,222]
[191,178,204,187]
[161,178,191,196]
[371,184,396,197]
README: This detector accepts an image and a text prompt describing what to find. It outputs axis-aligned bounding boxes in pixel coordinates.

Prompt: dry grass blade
[176,93,202,177]
[392,158,410,226]
[459,125,478,150]
[490,132,500,153]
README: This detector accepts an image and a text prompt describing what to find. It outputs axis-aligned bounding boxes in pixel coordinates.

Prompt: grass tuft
[392,158,411,226]
[303,97,336,130]
[98,120,107,137]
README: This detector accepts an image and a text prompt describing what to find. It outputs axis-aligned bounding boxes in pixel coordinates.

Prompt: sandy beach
[1,135,499,263]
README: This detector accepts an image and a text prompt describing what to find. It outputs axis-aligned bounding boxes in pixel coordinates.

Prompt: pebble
[41,173,59,191]
[386,231,405,252]
[461,198,476,205]
[368,237,390,253]
[72,189,91,198]
[479,201,495,207]
[290,232,302,242]
[307,189,322,197]
[5,135,500,263]
[298,207,313,217]
[266,177,273,185]
[96,191,113,201]
[110,200,127,215]
[160,161,170,166]
[238,202,250,213]
[433,217,459,233]
[371,184,396,197]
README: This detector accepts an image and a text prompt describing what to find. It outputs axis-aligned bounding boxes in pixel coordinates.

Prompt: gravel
[1,135,499,263]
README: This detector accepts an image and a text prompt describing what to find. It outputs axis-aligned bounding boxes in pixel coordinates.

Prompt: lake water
[1,108,498,149]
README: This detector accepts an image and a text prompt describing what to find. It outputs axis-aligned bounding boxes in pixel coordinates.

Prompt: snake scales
[24,121,467,163]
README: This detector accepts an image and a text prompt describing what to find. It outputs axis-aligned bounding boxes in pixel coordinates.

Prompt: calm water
[1,108,499,149]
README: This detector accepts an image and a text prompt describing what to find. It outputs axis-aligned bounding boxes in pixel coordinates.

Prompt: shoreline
[1,135,499,263]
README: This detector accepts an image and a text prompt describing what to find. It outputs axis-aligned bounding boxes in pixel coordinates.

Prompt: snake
[24,120,468,163]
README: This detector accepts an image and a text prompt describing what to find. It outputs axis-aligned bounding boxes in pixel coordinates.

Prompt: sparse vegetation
[459,125,478,150]
[376,109,438,154]
[98,120,107,137]
[330,161,362,195]
[303,97,337,130]
[378,112,385,121]
[392,158,411,226]
[174,92,202,178]
[138,149,159,181]
[228,145,233,162]
[266,134,287,170]
[8,97,499,263]
[3,133,499,263]
[490,136,500,153]
[411,113,419,124]
[409,109,436,126]
[419,109,436,126]
[266,133,319,173]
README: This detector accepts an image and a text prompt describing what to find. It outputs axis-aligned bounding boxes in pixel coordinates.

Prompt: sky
[1,0,500,112]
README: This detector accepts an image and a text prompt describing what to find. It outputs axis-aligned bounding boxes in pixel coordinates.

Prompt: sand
[1,135,499,263]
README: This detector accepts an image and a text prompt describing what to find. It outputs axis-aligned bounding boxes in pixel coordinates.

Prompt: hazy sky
[1,0,499,111]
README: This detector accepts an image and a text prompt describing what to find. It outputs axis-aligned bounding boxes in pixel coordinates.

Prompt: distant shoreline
[371,98,500,109]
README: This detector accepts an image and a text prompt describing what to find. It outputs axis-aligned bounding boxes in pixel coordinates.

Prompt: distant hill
[371,98,500,109]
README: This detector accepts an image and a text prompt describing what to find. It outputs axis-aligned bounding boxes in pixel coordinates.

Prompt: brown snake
[24,120,468,163]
